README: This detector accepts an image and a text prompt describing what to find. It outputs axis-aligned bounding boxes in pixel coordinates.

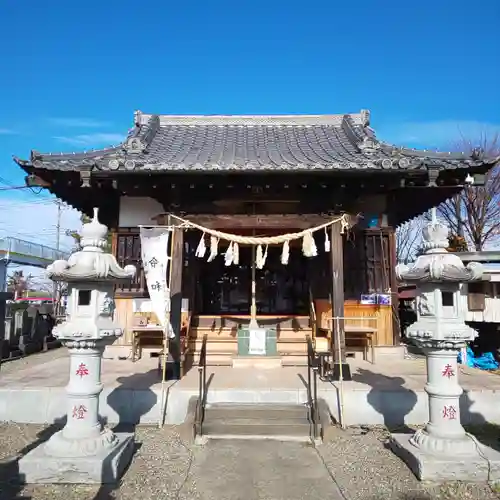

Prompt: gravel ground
[317,426,500,500]
[1,423,499,500]
[0,423,194,500]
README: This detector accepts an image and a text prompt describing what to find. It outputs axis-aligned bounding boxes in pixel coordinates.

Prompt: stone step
[190,327,238,339]
[192,353,233,366]
[277,341,308,354]
[201,422,311,439]
[232,356,282,368]
[281,356,308,366]
[205,403,308,420]
[201,403,311,441]
[188,338,238,353]
[191,353,308,367]
[205,416,309,426]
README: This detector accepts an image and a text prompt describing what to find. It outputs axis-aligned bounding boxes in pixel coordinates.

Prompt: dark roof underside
[15,111,498,174]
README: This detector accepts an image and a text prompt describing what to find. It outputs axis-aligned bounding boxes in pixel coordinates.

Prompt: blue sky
[0,0,499,214]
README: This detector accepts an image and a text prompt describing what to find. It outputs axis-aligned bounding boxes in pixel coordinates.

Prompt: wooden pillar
[330,222,352,380]
[388,228,401,345]
[169,225,184,380]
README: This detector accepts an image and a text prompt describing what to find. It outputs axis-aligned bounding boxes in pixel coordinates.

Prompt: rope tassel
[207,236,219,262]
[281,240,290,265]
[324,227,331,252]
[302,231,317,258]
[195,233,207,258]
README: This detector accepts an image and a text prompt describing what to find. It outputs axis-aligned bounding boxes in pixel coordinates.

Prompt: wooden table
[132,327,165,362]
[325,316,378,364]
[344,325,376,364]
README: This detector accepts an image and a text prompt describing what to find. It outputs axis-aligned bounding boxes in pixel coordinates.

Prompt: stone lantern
[19,208,136,484]
[390,213,500,481]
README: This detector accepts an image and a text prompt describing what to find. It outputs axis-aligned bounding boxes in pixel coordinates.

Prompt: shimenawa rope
[168,213,350,266]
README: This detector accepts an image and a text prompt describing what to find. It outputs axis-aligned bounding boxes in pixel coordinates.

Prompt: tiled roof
[14,110,497,173]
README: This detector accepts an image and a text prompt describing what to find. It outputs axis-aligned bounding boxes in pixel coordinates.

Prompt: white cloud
[48,117,112,128]
[376,120,500,150]
[53,133,125,147]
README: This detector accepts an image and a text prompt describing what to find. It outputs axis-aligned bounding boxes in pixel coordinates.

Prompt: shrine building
[14,110,498,377]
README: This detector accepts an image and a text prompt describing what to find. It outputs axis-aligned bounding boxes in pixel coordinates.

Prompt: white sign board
[248,328,266,355]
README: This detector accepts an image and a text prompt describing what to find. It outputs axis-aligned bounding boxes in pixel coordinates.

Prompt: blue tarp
[458,346,499,370]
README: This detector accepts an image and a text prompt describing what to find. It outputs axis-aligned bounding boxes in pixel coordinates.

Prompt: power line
[0,185,32,191]
[0,199,57,207]
[0,176,18,188]
[0,176,44,197]
[55,200,62,252]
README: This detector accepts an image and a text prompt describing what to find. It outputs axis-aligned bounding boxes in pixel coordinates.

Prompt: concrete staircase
[198,403,314,442]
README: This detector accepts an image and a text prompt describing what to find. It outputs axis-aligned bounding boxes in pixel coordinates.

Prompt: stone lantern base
[391,433,500,482]
[18,431,134,484]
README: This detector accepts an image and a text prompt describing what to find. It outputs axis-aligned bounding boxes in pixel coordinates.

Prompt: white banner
[139,227,174,339]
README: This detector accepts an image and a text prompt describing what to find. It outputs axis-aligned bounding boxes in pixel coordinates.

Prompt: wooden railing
[195,334,208,437]
[309,289,317,339]
[306,335,320,440]
[180,312,193,377]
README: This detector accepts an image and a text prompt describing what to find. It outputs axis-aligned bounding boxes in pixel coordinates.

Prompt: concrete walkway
[187,440,343,500]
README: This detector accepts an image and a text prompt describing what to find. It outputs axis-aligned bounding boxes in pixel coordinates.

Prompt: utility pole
[56,200,62,254]
[53,200,63,314]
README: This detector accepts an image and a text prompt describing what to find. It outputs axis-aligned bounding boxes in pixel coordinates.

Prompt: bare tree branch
[396,217,425,263]
[436,133,500,251]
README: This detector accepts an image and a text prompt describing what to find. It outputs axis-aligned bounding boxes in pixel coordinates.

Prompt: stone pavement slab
[183,440,344,500]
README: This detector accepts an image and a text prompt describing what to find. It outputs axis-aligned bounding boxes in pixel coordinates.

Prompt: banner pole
[158,223,175,429]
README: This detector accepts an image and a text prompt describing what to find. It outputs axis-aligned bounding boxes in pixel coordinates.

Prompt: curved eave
[12,119,148,172]
[13,156,30,172]
[13,157,497,174]
[377,139,500,165]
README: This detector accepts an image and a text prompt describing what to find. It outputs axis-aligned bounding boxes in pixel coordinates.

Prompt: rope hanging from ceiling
[164,213,351,268]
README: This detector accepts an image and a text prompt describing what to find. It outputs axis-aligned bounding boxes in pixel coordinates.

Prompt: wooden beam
[153,213,339,229]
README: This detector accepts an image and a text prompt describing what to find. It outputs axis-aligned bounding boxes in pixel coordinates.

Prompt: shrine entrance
[197,245,309,316]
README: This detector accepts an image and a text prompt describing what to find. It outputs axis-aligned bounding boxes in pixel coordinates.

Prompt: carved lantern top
[396,219,483,283]
[47,207,136,283]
